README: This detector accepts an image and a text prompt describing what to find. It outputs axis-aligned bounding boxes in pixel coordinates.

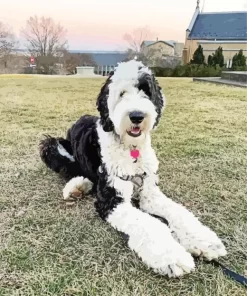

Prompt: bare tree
[21,16,68,74]
[0,22,17,72]
[77,53,96,67]
[62,51,80,74]
[123,29,181,68]
[123,26,155,58]
[62,51,96,74]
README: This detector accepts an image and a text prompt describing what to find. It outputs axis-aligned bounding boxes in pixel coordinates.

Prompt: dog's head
[96,60,165,144]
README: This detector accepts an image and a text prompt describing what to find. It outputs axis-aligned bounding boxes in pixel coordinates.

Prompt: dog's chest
[119,171,146,208]
[131,177,145,208]
[105,145,158,177]
[99,132,159,203]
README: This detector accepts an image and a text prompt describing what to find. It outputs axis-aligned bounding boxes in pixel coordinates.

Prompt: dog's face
[97,60,165,144]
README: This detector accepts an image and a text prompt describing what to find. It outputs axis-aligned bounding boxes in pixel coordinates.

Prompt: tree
[190,45,205,64]
[123,26,155,59]
[123,27,182,68]
[62,51,96,74]
[0,22,17,71]
[77,53,96,67]
[211,46,224,67]
[232,49,246,68]
[21,16,68,74]
[207,54,213,66]
[63,52,79,74]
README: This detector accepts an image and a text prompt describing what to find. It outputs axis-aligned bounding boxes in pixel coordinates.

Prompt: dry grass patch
[0,77,246,296]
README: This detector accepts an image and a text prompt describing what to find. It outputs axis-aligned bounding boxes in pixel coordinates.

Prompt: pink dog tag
[130,149,140,159]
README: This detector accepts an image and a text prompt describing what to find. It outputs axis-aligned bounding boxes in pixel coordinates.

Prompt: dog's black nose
[129,111,145,124]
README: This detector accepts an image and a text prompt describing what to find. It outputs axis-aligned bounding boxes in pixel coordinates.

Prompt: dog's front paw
[161,246,195,278]
[63,177,93,200]
[179,225,227,261]
[129,233,195,277]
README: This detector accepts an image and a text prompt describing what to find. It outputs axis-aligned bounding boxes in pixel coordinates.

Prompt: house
[183,1,247,64]
[141,39,184,59]
[140,39,184,67]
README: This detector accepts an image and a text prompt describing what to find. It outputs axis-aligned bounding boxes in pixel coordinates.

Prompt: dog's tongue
[131,127,140,134]
[130,149,140,159]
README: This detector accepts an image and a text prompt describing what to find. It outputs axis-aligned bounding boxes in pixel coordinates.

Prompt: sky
[1,0,246,51]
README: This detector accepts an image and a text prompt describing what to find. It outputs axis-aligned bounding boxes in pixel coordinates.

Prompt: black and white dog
[40,60,226,277]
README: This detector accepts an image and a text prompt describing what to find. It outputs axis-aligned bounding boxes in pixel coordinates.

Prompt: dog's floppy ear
[96,72,114,132]
[137,73,164,127]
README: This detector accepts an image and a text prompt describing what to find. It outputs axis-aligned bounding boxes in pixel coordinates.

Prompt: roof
[187,7,200,31]
[91,52,128,66]
[188,11,247,40]
[142,40,175,47]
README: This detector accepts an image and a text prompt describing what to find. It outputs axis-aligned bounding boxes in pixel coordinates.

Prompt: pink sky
[1,0,246,50]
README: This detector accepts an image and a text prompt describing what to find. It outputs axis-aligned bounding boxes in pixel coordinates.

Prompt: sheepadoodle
[39,60,226,277]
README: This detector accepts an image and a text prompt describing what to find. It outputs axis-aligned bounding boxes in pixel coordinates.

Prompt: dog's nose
[129,111,145,124]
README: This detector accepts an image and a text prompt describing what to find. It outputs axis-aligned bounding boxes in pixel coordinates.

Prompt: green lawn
[0,76,246,296]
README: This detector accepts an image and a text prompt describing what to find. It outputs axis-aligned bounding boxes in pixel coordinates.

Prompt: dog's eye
[120,91,126,97]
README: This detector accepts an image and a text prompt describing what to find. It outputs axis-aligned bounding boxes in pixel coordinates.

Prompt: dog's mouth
[127,126,142,137]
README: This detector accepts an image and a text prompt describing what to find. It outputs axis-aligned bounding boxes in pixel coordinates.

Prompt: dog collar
[98,166,146,188]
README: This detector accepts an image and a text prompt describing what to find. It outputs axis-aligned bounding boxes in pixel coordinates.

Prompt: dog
[39,60,226,277]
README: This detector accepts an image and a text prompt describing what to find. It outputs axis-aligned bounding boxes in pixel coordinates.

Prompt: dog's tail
[39,135,81,181]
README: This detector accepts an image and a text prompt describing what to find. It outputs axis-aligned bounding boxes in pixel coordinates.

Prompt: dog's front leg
[140,176,227,261]
[95,176,195,278]
[63,176,93,200]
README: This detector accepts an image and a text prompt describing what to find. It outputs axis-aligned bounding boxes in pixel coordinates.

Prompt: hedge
[151,64,247,77]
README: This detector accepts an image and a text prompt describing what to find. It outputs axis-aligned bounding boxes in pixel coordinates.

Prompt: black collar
[119,172,147,188]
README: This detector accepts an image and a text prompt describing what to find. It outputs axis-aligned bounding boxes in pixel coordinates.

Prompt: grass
[0,76,246,296]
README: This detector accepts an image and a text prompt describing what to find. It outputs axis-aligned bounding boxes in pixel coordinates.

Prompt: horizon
[1,0,246,51]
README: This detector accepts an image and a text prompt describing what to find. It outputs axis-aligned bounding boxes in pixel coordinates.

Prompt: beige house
[141,40,184,66]
[183,2,247,65]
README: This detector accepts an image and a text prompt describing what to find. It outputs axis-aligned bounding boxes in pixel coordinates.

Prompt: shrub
[231,65,247,71]
[207,55,213,66]
[151,64,223,77]
[211,46,224,67]
[151,67,173,77]
[232,49,246,69]
[190,45,205,64]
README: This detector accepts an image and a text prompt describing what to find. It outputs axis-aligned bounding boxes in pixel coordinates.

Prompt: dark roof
[69,50,128,66]
[142,40,174,47]
[91,52,128,66]
[142,41,156,46]
[188,12,247,40]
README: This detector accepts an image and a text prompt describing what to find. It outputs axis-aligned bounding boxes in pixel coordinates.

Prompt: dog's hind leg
[39,135,81,181]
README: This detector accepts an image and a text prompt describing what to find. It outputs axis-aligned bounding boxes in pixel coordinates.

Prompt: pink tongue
[132,128,139,133]
[130,149,140,159]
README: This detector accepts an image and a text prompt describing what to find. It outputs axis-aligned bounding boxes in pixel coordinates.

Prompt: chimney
[156,37,158,41]
[196,0,200,9]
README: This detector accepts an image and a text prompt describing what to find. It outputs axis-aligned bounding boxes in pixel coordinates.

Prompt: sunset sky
[1,0,246,50]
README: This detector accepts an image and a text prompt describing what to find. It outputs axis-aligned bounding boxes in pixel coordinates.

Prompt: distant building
[141,40,184,58]
[15,49,128,75]
[70,50,128,75]
[140,39,184,67]
[183,1,247,64]
[88,51,128,67]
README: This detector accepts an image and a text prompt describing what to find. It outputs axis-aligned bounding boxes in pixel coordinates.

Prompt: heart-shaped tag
[130,149,140,159]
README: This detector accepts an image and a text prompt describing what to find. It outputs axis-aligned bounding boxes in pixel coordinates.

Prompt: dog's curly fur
[39,60,226,277]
